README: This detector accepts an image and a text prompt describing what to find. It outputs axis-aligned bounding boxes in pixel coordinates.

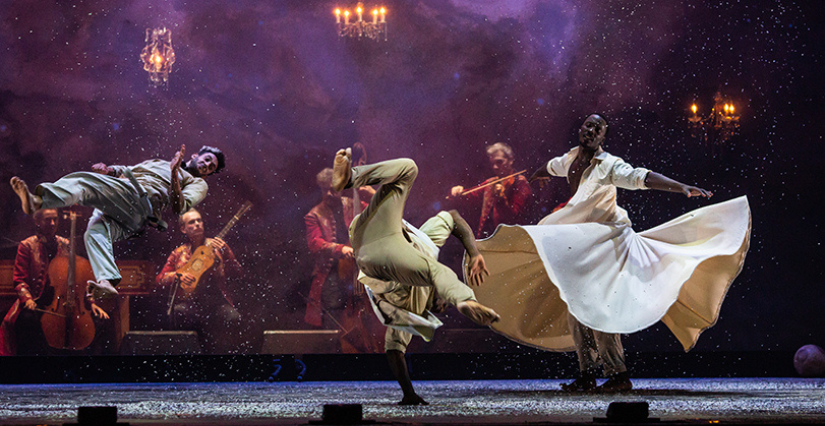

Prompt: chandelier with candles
[334,2,387,41]
[140,27,176,87]
[687,91,741,147]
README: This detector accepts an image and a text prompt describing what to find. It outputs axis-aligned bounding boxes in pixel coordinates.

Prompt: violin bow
[455,169,527,197]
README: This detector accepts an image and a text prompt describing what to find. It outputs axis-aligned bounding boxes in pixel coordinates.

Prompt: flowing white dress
[471,147,751,351]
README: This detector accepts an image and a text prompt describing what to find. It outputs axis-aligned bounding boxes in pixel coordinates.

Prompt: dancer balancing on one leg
[10,144,225,299]
[333,148,500,405]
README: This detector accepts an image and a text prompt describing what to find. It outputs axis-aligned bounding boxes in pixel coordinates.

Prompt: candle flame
[691,104,697,114]
[380,7,386,13]
[335,9,341,15]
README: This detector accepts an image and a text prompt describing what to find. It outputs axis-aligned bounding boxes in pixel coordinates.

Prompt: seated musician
[0,209,109,356]
[449,143,532,238]
[155,209,245,354]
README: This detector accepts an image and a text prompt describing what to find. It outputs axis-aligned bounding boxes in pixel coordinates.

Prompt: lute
[175,202,252,299]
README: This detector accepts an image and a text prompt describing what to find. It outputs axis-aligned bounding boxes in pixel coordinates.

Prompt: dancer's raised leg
[10,177,41,215]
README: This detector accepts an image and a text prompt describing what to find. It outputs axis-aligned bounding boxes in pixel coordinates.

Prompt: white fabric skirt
[470,196,751,352]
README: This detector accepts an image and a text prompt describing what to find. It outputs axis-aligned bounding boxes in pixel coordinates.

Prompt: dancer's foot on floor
[398,393,429,406]
[456,300,500,326]
[86,279,119,300]
[596,372,632,393]
[10,177,41,215]
[332,148,352,192]
[560,374,597,393]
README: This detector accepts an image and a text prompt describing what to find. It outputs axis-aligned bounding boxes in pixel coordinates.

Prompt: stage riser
[120,331,202,355]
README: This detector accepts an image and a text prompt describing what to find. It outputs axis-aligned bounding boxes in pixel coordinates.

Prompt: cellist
[0,209,109,356]
[303,166,382,353]
[449,143,532,238]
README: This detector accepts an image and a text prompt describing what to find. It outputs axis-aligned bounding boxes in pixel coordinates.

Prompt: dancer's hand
[171,144,186,173]
[681,184,713,198]
[91,163,113,176]
[467,254,490,286]
[23,299,36,310]
[450,185,465,198]
[528,167,550,188]
[341,246,354,259]
[170,144,186,213]
[91,303,110,320]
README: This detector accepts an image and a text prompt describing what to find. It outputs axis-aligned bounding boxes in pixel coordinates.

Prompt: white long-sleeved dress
[470,147,751,351]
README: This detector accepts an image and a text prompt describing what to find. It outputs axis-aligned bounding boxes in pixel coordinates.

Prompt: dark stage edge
[0,352,801,383]
[1,378,824,425]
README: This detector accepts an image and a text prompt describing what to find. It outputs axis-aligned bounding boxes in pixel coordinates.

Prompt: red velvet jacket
[303,197,366,327]
[1,235,69,356]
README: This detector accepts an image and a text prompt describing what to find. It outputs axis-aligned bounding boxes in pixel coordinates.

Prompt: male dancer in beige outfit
[332,148,499,405]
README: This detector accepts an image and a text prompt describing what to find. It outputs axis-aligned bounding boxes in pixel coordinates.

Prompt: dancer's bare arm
[448,210,490,286]
[169,145,186,214]
[644,172,713,198]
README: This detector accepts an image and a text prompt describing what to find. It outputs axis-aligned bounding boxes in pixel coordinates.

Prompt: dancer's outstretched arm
[644,172,713,198]
[169,145,186,214]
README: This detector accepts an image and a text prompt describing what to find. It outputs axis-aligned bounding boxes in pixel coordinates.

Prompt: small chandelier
[140,27,176,87]
[334,2,387,41]
[687,91,741,148]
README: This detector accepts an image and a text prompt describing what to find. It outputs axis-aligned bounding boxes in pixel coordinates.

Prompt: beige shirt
[111,159,208,221]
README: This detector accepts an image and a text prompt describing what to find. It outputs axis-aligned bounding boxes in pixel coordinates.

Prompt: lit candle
[691,104,697,115]
[729,104,735,114]
[344,10,350,25]
[372,9,378,24]
[356,6,362,22]
[380,7,386,23]
[335,9,341,24]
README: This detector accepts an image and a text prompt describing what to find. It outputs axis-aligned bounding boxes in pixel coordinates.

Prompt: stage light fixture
[140,27,176,87]
[334,2,387,41]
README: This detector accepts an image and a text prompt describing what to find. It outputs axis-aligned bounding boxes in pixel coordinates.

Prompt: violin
[40,209,97,350]
[448,169,527,199]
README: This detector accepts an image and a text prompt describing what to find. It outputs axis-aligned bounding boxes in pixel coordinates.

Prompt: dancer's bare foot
[86,279,119,300]
[457,300,500,326]
[10,177,41,215]
[398,394,429,406]
[331,148,352,192]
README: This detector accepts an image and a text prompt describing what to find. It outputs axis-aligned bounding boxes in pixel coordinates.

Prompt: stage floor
[0,378,823,425]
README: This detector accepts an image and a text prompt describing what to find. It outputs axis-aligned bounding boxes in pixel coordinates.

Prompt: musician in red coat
[155,209,244,354]
[450,143,532,238]
[303,168,371,330]
[1,209,109,356]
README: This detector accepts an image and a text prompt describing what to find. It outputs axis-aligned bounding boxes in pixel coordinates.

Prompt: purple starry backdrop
[0,0,822,353]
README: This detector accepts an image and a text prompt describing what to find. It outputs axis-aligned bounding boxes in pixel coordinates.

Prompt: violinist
[304,167,382,352]
[0,209,109,356]
[449,143,532,238]
[156,209,245,354]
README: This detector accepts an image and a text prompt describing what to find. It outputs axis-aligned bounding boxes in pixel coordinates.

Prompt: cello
[40,209,97,350]
[339,142,385,353]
